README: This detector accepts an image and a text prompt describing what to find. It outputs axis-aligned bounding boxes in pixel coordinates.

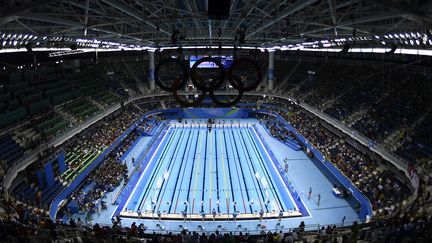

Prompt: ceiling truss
[0,0,430,47]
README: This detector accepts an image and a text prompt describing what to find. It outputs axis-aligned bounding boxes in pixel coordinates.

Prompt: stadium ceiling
[0,0,431,48]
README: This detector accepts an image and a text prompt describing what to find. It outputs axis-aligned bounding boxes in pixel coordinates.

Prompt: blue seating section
[11,178,65,210]
[255,112,302,151]
[40,181,66,209]
[0,135,24,166]
[13,184,36,204]
[396,113,432,162]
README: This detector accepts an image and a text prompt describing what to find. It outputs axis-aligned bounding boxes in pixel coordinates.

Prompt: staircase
[319,90,349,110]
[346,108,369,127]
[136,80,148,94]
[54,106,77,125]
[86,97,105,110]
[118,80,137,96]
[11,127,38,149]
[384,106,432,150]
[160,100,167,109]
[256,72,268,92]
[277,61,302,91]
[123,62,147,94]
[133,103,145,113]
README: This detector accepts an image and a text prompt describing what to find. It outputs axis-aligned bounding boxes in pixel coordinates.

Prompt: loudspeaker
[70,44,77,50]
[208,0,230,20]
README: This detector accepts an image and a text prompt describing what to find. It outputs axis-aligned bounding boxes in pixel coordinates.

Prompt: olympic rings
[190,57,225,92]
[172,76,206,107]
[154,58,188,92]
[227,58,263,92]
[154,56,262,107]
[209,77,243,107]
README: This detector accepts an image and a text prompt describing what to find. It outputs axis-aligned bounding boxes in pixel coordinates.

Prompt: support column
[268,50,275,91]
[148,51,155,91]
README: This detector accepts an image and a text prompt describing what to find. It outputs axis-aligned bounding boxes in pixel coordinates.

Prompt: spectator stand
[254,111,302,151]
[254,99,412,217]
[9,152,67,210]
[48,107,161,220]
[252,110,373,219]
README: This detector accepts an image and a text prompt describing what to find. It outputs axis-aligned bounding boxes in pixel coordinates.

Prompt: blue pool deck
[72,119,360,234]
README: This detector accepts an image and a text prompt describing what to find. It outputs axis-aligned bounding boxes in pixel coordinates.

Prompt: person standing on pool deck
[317,194,321,206]
[308,187,312,199]
[157,211,161,221]
[284,160,289,173]
[259,209,264,221]
[201,211,205,222]
[182,211,187,222]
[212,208,217,221]
[278,210,283,221]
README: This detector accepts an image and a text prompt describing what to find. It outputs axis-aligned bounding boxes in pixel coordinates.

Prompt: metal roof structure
[0,0,431,48]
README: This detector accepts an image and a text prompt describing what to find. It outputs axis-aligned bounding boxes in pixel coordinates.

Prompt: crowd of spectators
[350,76,429,143]
[3,206,430,243]
[252,98,411,218]
[6,104,145,214]
[254,112,299,147]
[358,177,432,242]
[292,111,407,216]
[68,131,140,215]
[0,101,165,240]
[1,87,431,242]
[289,61,432,151]
[70,105,141,150]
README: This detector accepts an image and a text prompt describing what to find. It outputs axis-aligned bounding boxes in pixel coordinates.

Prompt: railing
[74,217,366,235]
[300,103,409,172]
[2,102,122,193]
[0,218,358,241]
[299,103,418,196]
[3,98,161,193]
